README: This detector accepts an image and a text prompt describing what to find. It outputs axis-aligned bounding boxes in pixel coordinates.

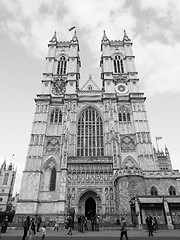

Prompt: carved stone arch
[56,52,69,60]
[77,104,103,121]
[150,186,158,196]
[40,157,57,191]
[122,156,139,169]
[42,156,57,172]
[76,188,99,205]
[111,52,125,60]
[169,185,176,195]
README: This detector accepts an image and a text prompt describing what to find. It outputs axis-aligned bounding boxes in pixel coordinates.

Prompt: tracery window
[88,85,92,90]
[57,56,67,75]
[50,109,62,125]
[3,173,9,185]
[49,167,56,191]
[150,186,158,196]
[118,106,131,122]
[113,55,124,73]
[169,186,176,195]
[77,107,104,157]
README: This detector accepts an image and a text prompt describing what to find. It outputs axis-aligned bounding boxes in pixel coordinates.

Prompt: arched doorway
[85,197,96,220]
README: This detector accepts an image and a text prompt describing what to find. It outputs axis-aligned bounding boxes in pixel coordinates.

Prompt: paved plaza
[0,228,180,239]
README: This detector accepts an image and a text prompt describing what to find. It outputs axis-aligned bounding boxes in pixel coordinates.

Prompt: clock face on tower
[115,83,128,95]
[52,78,66,95]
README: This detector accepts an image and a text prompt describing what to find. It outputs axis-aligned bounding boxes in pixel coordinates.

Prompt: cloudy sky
[0,0,180,194]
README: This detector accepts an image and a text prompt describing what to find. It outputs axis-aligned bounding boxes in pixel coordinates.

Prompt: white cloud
[134,39,180,95]
[0,0,180,95]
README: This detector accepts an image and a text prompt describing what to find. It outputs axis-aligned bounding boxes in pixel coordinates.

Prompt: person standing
[54,217,59,231]
[67,215,74,235]
[120,217,129,240]
[84,216,88,231]
[22,216,30,240]
[95,215,100,231]
[41,225,46,239]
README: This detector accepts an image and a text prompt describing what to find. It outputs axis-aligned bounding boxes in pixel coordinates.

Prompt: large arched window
[49,167,56,191]
[150,186,158,196]
[169,186,176,195]
[57,56,67,75]
[50,109,62,125]
[113,55,124,73]
[77,107,104,157]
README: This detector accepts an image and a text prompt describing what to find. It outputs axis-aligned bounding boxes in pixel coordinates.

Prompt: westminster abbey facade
[16,30,180,229]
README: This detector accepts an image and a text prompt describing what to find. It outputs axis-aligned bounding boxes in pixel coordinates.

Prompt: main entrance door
[85,197,96,220]
[78,190,101,218]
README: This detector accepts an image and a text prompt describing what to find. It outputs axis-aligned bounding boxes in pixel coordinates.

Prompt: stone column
[135,197,142,229]
[163,198,174,229]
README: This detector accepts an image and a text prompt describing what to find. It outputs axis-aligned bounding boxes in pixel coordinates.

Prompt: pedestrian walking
[41,225,46,239]
[120,217,129,240]
[153,216,158,232]
[29,217,36,240]
[36,215,42,232]
[22,216,30,240]
[146,214,153,237]
[1,216,8,233]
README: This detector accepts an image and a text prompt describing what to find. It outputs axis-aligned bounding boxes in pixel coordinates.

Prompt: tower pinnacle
[49,31,57,43]
[123,30,131,42]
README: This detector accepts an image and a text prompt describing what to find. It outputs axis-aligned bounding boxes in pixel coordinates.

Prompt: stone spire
[71,30,78,43]
[101,30,109,42]
[123,30,131,42]
[49,31,57,43]
[1,159,6,170]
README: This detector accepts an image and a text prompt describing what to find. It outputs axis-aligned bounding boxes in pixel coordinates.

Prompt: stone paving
[1,228,180,238]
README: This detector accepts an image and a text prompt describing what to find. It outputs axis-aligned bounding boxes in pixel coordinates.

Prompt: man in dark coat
[22,216,30,240]
[1,216,8,233]
[120,217,129,240]
[146,214,153,236]
[67,215,74,235]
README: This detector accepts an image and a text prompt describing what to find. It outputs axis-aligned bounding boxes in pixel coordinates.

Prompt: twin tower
[16,30,178,229]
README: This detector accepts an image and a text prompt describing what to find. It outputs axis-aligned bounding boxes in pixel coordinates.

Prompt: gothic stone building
[16,31,180,229]
[0,161,16,212]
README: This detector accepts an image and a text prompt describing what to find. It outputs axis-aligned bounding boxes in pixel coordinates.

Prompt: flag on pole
[156,137,162,141]
[69,26,76,31]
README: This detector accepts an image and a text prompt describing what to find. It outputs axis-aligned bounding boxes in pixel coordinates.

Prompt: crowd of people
[0,213,160,239]
[22,215,45,240]
[77,214,100,233]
